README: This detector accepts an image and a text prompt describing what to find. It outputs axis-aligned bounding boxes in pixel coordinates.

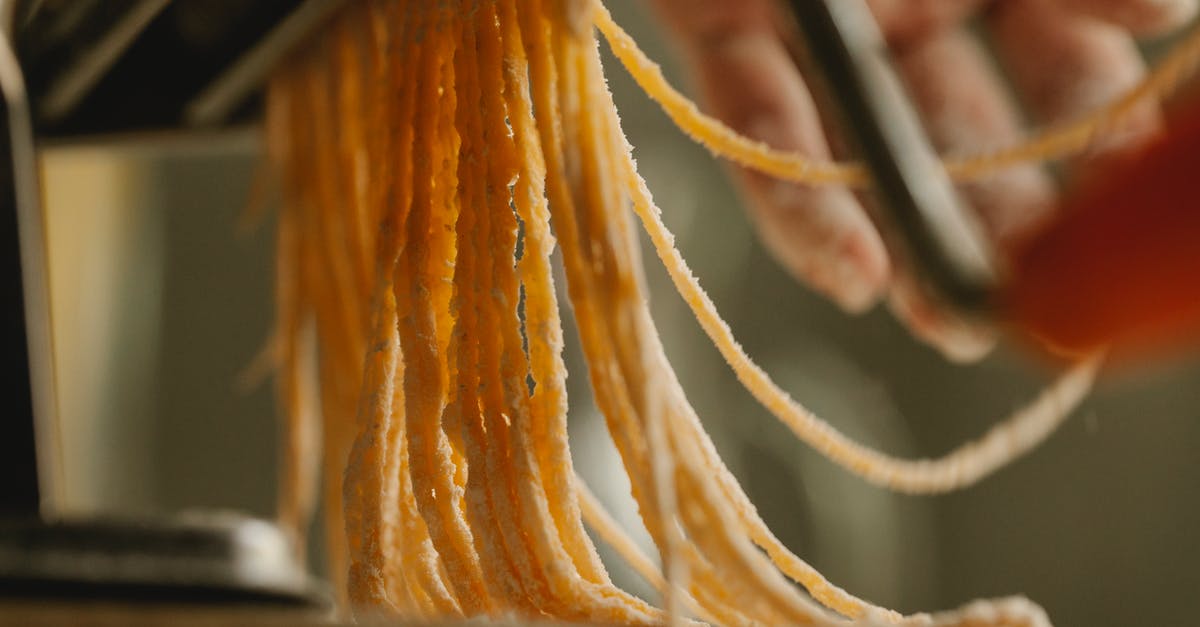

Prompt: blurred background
[37,2,1200,625]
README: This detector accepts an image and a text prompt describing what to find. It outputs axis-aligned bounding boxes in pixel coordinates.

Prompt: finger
[895,28,1058,248]
[882,28,1061,361]
[1051,0,1198,37]
[651,0,890,312]
[888,275,997,363]
[649,0,775,49]
[864,0,986,50]
[989,0,1162,164]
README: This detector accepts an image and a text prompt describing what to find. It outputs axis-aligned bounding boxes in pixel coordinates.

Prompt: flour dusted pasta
[266,1,1193,623]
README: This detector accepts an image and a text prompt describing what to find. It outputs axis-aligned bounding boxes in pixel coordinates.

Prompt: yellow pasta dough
[266,1,1195,624]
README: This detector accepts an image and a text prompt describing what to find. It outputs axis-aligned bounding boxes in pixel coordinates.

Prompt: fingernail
[826,231,888,314]
[1090,107,1162,160]
[1140,0,1198,34]
[889,286,996,363]
[761,183,888,313]
[933,324,996,363]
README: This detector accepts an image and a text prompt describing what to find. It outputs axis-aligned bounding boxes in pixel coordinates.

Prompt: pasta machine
[0,0,344,615]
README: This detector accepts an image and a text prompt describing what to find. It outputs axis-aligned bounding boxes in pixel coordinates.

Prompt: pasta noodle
[266,1,1193,624]
[593,3,1200,187]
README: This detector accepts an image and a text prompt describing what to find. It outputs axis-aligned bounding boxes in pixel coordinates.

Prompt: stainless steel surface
[15,0,348,135]
[1,0,63,513]
[787,0,1000,313]
[35,0,170,124]
[186,0,349,127]
[0,602,332,627]
[0,513,327,606]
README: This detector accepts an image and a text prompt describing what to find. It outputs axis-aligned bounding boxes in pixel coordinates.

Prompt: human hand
[649,0,1196,361]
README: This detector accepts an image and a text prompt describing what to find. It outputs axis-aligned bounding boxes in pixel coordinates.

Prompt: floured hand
[650,0,1196,361]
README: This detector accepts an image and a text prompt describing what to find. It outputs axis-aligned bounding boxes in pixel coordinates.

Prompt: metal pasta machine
[0,0,347,618]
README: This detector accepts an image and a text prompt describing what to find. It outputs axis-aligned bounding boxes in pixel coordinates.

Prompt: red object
[1003,104,1200,358]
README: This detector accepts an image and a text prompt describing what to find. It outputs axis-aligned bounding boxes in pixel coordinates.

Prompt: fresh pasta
[266,1,1191,624]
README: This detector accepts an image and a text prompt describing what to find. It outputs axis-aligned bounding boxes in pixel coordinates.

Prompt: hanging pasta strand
[500,0,612,593]
[260,0,1192,624]
[593,2,1200,186]
[482,4,656,620]
[265,68,318,559]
